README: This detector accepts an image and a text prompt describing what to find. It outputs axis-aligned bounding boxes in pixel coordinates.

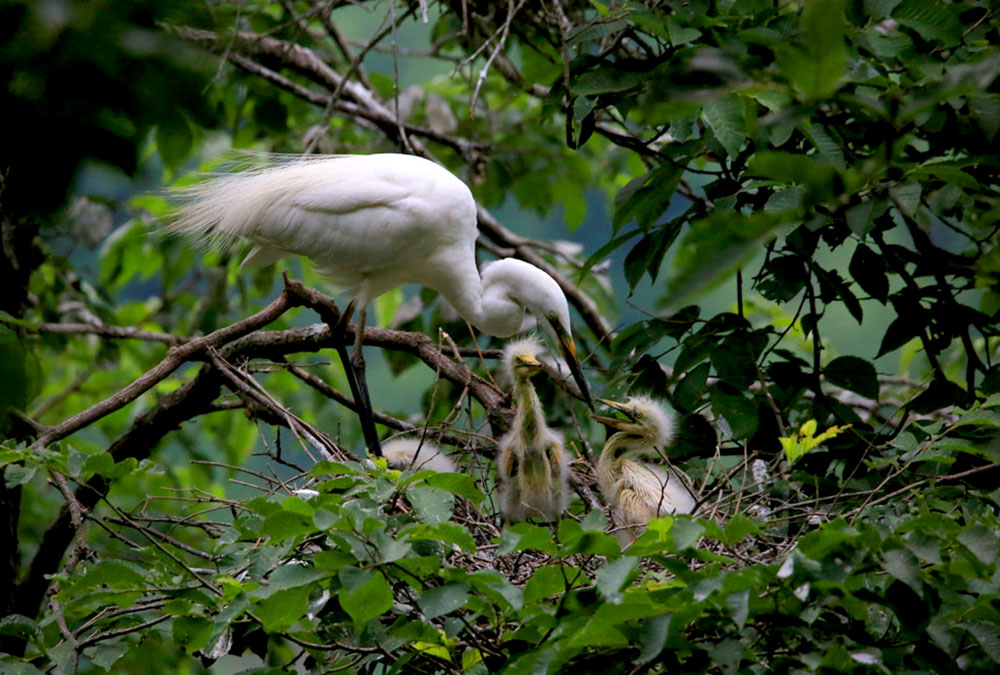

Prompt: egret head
[481,259,593,408]
[593,395,677,451]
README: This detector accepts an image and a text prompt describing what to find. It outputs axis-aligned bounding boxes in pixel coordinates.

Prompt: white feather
[383,438,456,473]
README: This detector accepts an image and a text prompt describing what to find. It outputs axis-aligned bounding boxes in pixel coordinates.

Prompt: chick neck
[512,371,547,448]
[600,428,661,464]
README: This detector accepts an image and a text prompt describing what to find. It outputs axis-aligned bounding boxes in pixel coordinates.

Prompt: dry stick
[205,346,344,462]
[847,461,1000,521]
[104,517,217,561]
[469,0,528,115]
[6,320,183,345]
[31,292,291,450]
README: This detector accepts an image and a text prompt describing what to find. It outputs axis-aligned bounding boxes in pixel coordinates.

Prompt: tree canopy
[2,0,1000,672]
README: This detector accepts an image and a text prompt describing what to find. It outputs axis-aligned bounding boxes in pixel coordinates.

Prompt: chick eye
[633,411,643,419]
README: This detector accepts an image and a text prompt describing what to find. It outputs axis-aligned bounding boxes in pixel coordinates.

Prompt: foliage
[2,0,1000,673]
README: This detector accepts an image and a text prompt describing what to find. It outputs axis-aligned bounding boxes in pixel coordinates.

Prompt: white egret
[593,396,697,544]
[496,336,571,522]
[169,153,593,456]
[383,438,456,473]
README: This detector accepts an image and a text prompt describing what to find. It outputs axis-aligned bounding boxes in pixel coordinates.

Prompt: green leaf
[634,614,671,665]
[963,621,1000,664]
[849,243,889,303]
[665,210,785,307]
[882,549,923,596]
[892,0,962,47]
[406,522,476,553]
[957,524,998,566]
[407,486,454,525]
[255,585,312,633]
[702,95,745,158]
[613,164,684,233]
[0,615,41,644]
[523,565,586,604]
[4,465,35,488]
[671,517,705,551]
[468,571,523,612]
[172,616,213,654]
[712,386,759,440]
[727,590,750,629]
[339,571,393,627]
[824,356,879,400]
[666,19,701,45]
[876,315,921,358]
[425,472,484,502]
[594,556,639,603]
[84,636,131,669]
[778,0,847,99]
[418,584,469,619]
[497,523,559,554]
[260,510,316,540]
[571,67,645,96]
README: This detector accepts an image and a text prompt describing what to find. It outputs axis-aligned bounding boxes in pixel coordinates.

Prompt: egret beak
[592,398,635,429]
[547,317,593,409]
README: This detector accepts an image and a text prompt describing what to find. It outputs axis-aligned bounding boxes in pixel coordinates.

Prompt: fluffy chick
[594,395,696,544]
[496,336,570,522]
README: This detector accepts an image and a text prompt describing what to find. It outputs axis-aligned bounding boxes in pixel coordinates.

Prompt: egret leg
[333,302,382,457]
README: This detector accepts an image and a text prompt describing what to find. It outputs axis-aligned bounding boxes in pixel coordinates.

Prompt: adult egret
[169,153,593,456]
[496,336,571,522]
[594,396,697,544]
[383,438,456,473]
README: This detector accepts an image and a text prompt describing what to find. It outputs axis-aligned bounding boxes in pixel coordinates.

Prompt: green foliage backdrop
[2,0,1000,672]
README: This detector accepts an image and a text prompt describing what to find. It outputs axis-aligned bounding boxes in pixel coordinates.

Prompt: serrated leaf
[727,590,750,629]
[255,585,312,633]
[671,517,704,551]
[4,465,35,488]
[963,621,1000,664]
[407,486,454,525]
[957,524,998,566]
[892,0,962,47]
[425,472,484,502]
[339,571,393,627]
[702,95,745,158]
[882,549,923,596]
[594,556,638,604]
[418,584,469,619]
[634,614,671,665]
[778,0,847,99]
[172,616,213,654]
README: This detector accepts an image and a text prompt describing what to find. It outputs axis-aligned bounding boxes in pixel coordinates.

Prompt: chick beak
[549,319,593,409]
[515,354,544,371]
[591,398,633,429]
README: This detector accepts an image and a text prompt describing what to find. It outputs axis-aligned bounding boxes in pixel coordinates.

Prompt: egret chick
[496,336,570,522]
[594,396,697,544]
[168,153,593,457]
[383,438,456,473]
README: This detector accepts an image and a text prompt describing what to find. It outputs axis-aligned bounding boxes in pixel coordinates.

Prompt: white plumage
[169,154,590,396]
[594,396,697,545]
[496,336,571,522]
[383,438,456,473]
[168,153,593,455]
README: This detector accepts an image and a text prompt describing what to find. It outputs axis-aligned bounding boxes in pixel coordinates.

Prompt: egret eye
[633,410,643,419]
